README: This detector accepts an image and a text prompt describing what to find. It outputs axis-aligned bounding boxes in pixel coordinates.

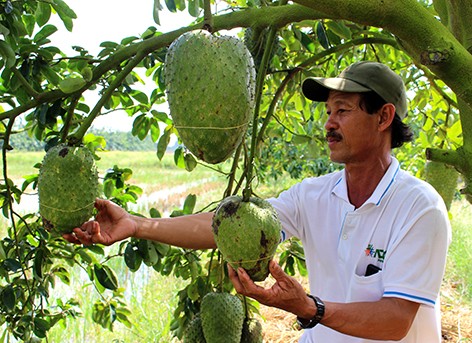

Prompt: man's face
[324,91,382,164]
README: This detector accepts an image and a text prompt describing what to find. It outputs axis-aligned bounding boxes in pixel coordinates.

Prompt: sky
[49,1,196,131]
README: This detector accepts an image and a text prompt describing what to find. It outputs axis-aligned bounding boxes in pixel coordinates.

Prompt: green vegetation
[4,129,159,152]
[1,0,471,340]
[1,152,470,342]
[447,201,472,302]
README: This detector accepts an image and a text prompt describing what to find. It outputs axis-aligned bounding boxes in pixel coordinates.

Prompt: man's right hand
[63,198,137,246]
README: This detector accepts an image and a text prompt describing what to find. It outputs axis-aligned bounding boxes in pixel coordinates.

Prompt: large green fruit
[38,144,99,234]
[241,317,263,343]
[200,292,244,343]
[424,161,459,211]
[164,30,256,164]
[212,196,281,282]
[183,315,206,343]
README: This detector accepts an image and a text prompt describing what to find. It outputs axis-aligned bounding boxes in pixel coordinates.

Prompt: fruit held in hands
[38,144,99,234]
[164,30,256,164]
[212,195,281,282]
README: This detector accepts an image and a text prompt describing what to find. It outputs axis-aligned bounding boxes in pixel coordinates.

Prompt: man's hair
[359,91,414,149]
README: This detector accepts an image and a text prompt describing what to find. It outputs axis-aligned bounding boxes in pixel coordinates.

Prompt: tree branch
[0,4,322,124]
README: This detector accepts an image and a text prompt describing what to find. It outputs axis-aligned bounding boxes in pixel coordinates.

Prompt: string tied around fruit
[39,201,95,213]
[173,122,250,131]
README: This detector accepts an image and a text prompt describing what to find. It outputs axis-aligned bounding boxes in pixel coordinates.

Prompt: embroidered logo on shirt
[365,244,387,263]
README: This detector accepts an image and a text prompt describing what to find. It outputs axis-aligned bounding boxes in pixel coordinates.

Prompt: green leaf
[1,286,16,310]
[0,40,16,68]
[156,127,172,160]
[130,90,149,104]
[36,2,52,27]
[51,0,77,31]
[316,21,330,49]
[33,24,57,43]
[33,249,45,280]
[0,23,10,36]
[183,194,196,214]
[184,152,197,172]
[94,264,118,291]
[150,120,160,142]
[188,0,200,17]
[325,20,352,40]
[174,146,185,169]
[149,208,161,218]
[165,0,177,12]
[124,243,142,272]
[23,14,36,36]
[153,0,162,25]
[58,77,86,93]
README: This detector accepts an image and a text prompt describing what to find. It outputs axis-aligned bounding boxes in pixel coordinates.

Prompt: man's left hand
[228,260,316,319]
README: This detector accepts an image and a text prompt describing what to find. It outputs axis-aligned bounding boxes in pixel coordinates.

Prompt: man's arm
[133,211,216,249]
[66,199,216,249]
[229,260,419,341]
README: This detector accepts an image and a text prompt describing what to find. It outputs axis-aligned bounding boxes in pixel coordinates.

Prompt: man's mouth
[326,131,342,142]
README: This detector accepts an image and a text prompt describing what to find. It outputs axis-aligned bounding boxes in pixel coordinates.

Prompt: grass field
[1,150,471,342]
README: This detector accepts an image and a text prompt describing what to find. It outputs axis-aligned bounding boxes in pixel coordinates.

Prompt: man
[66,61,451,342]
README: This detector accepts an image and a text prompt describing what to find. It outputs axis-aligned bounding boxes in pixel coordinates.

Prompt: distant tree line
[5,129,158,152]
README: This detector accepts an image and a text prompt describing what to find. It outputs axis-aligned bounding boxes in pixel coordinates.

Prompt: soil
[259,277,472,342]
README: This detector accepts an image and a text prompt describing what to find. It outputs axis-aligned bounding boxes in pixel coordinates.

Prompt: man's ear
[378,103,396,131]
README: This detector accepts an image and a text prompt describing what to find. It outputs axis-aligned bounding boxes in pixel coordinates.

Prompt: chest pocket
[347,270,384,302]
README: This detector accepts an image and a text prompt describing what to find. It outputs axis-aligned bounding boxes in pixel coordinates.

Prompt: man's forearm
[321,297,419,340]
[132,212,216,250]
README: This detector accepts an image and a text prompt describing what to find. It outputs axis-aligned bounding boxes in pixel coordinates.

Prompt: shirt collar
[332,157,400,207]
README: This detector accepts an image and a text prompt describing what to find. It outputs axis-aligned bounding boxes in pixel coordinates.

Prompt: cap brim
[302,77,372,102]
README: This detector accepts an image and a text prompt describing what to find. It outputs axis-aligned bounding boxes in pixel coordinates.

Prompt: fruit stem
[71,50,147,143]
[224,141,243,198]
[243,26,279,202]
[61,95,80,144]
[203,0,214,33]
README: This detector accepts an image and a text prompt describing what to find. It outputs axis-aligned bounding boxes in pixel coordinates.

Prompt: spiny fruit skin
[424,161,458,211]
[241,318,263,343]
[212,196,281,282]
[200,292,244,343]
[164,30,256,164]
[183,315,206,343]
[38,144,99,234]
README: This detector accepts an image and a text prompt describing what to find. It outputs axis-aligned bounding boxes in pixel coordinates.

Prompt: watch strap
[296,294,325,329]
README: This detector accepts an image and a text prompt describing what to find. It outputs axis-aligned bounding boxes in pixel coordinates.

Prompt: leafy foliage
[0,0,467,341]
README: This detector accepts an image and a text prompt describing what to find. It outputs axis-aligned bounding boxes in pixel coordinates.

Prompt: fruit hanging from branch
[200,292,245,343]
[164,30,256,164]
[424,160,459,211]
[37,144,99,234]
[212,195,281,282]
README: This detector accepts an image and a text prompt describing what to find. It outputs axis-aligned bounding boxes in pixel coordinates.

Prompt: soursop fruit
[241,317,263,343]
[183,315,206,343]
[38,144,99,234]
[200,292,244,343]
[424,161,459,210]
[164,30,256,164]
[212,196,281,282]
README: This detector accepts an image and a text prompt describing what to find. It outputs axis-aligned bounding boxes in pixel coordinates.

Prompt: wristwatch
[296,294,325,329]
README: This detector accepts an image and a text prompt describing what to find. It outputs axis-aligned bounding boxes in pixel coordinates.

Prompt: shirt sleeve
[383,205,451,306]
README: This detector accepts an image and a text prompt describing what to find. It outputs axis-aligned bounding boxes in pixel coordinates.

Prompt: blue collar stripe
[376,164,400,206]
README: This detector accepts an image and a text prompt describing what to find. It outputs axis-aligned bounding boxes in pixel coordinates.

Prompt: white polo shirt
[269,157,451,343]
